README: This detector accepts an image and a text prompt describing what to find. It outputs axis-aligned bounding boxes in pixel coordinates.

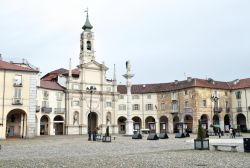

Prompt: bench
[212,144,238,152]
[140,129,150,134]
[96,134,102,141]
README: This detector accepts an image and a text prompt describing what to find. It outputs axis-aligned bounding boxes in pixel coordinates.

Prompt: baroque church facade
[0,14,250,139]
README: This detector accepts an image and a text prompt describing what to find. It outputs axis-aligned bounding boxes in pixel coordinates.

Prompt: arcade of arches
[6,109,27,138]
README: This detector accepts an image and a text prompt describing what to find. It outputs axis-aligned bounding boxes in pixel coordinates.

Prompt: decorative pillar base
[125,120,134,136]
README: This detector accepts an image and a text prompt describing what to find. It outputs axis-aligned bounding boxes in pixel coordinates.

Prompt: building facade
[1,14,250,139]
[0,60,39,139]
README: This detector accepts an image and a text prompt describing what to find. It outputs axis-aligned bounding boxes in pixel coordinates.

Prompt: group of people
[229,127,236,138]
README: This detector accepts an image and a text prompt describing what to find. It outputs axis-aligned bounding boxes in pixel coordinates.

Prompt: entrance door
[8,126,14,137]
[55,123,63,135]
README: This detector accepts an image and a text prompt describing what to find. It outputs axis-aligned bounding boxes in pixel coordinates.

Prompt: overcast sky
[1,0,250,84]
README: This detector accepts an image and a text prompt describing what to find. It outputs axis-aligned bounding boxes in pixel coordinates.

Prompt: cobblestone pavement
[0,133,250,168]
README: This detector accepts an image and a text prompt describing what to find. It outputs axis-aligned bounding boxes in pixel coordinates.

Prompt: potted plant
[194,120,209,150]
[102,126,111,142]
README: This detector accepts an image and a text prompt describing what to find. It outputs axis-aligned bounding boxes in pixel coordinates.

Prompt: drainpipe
[244,89,249,129]
[1,70,6,126]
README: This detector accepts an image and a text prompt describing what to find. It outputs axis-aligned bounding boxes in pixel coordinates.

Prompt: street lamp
[86,86,96,141]
[210,95,219,122]
[211,95,220,135]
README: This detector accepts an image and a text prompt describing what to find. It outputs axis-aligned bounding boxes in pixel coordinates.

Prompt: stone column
[123,61,134,136]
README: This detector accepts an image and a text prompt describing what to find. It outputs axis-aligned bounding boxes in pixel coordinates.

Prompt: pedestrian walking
[229,128,233,138]
[218,128,221,138]
[232,128,236,138]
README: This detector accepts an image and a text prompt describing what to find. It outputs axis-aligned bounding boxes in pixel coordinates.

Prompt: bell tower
[79,9,95,64]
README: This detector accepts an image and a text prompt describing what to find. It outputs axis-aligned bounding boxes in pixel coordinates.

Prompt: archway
[213,115,220,134]
[173,116,179,133]
[213,115,220,125]
[184,115,193,133]
[40,115,49,135]
[145,116,156,132]
[200,114,208,129]
[224,114,230,132]
[159,116,168,133]
[132,116,142,131]
[117,116,127,134]
[88,112,98,133]
[54,115,64,135]
[6,109,26,138]
[237,113,247,132]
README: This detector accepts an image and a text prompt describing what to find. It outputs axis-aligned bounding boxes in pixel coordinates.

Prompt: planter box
[132,133,142,139]
[194,139,209,150]
[102,136,111,142]
[159,133,168,139]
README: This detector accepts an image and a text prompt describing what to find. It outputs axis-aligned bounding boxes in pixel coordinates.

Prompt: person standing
[229,128,233,138]
[232,128,236,138]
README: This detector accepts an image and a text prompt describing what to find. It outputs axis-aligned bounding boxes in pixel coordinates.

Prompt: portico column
[36,118,40,136]
[50,121,54,135]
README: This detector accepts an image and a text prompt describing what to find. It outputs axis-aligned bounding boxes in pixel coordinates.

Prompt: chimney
[0,53,2,61]
[233,79,239,85]
[187,77,192,82]
[174,80,178,85]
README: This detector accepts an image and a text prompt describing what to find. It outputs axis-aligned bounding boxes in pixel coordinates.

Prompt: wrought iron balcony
[54,108,65,114]
[237,107,242,112]
[12,98,23,105]
[36,106,40,112]
[13,82,22,87]
[171,96,178,101]
[171,108,179,114]
[41,107,52,113]
[184,107,193,113]
[213,107,222,113]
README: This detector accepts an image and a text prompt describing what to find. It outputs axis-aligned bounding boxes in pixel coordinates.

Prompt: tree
[197,119,205,140]
[105,126,110,136]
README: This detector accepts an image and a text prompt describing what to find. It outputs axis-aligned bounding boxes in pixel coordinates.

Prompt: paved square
[0,134,250,168]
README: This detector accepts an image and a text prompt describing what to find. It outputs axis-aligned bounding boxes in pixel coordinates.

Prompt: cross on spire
[82,8,93,31]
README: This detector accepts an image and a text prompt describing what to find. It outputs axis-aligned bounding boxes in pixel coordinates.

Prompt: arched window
[87,41,91,50]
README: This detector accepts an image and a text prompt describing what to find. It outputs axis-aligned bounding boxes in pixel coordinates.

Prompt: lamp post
[87,86,96,141]
[210,95,219,124]
[211,95,220,135]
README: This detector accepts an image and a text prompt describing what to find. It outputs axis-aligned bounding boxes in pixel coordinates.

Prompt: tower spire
[82,8,93,31]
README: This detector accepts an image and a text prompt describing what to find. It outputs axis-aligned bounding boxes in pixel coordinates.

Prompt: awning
[213,124,221,128]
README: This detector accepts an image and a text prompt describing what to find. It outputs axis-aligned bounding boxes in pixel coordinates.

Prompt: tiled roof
[41,68,80,81]
[0,60,39,73]
[117,78,232,94]
[50,68,68,74]
[39,80,65,91]
[229,78,250,89]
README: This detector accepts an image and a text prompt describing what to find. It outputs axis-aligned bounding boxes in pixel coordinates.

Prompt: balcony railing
[12,98,23,105]
[171,96,178,101]
[184,107,193,113]
[54,108,65,114]
[214,107,222,113]
[36,106,40,112]
[41,107,52,113]
[237,107,242,112]
[13,83,22,87]
[171,108,179,114]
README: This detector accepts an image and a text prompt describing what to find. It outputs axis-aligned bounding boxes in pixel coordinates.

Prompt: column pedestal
[125,120,134,136]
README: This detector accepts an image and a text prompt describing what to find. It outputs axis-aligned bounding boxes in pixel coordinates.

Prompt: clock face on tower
[87,33,92,38]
